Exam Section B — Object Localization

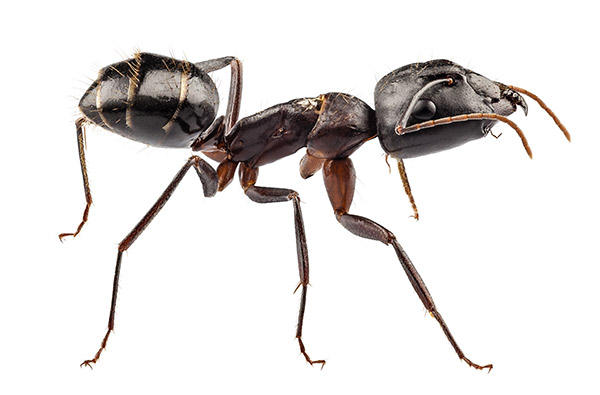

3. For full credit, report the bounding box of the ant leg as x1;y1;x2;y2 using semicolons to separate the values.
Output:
59;118;91;240
195;56;237;72
323;157;493;372
239;163;325;368
81;156;217;368
396;158;419;220
195;56;242;132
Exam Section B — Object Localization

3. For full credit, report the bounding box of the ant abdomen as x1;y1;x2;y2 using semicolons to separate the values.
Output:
79;52;219;148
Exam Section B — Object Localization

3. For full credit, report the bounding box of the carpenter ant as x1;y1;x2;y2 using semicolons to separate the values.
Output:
63;53;569;371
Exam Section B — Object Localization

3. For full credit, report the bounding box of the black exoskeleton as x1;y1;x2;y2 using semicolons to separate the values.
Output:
63;55;569;371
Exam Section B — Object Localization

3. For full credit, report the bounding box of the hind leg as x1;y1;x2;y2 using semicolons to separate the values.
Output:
59;118;91;240
81;156;218;367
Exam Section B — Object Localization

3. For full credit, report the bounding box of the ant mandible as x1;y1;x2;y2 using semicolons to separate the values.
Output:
62;52;569;371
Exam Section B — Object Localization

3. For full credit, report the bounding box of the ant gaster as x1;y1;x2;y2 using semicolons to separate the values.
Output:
63;53;569;371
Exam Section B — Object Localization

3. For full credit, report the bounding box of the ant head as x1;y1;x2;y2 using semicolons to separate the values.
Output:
375;59;529;159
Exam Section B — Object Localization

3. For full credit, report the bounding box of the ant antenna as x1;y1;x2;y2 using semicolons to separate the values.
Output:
397;77;454;130
397;113;533;159
507;85;571;142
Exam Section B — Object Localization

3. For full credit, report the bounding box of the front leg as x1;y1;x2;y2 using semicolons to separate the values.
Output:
322;157;492;372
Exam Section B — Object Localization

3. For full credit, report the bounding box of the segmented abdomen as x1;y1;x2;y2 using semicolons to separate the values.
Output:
79;52;219;148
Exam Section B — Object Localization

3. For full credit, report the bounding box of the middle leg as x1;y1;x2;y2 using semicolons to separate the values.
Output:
239;162;325;367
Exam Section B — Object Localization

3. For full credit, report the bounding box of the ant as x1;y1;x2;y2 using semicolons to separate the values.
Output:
62;52;569;371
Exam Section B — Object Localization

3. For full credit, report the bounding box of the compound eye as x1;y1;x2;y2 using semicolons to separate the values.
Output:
411;99;436;121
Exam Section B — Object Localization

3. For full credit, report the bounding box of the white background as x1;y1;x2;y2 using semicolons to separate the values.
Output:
1;1;598;394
